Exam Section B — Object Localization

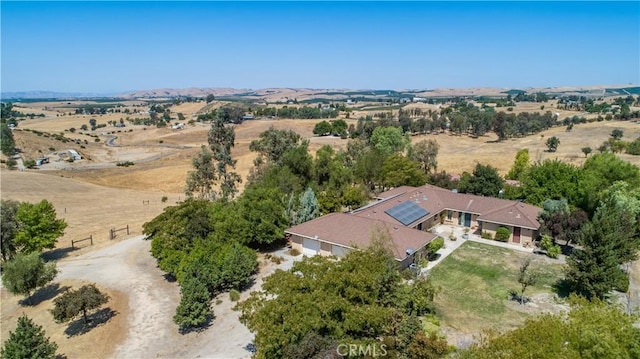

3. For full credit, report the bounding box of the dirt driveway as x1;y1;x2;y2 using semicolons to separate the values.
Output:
55;236;244;358
53;235;301;358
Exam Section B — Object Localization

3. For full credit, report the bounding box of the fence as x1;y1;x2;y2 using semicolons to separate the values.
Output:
71;235;93;249
109;225;130;240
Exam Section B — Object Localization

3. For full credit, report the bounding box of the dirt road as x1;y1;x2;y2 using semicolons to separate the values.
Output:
53;235;306;358
56;236;256;358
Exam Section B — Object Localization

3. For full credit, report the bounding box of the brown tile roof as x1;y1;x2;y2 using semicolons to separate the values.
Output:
361;184;541;229
285;213;437;261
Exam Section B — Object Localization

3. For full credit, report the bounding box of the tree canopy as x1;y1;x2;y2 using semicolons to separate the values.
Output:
13;200;67;254
1;315;58;359
1;252;57;302
459;297;640;358
237;239;443;359
51;284;109;324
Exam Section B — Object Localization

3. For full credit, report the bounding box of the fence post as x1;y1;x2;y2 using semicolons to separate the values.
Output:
71;240;75;250
90;234;93;246
127;224;130;235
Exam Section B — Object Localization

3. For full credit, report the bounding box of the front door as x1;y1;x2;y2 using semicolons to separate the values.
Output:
464;213;471;227
513;227;521;243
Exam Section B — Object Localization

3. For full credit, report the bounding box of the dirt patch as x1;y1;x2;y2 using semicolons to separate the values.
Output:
1;280;128;359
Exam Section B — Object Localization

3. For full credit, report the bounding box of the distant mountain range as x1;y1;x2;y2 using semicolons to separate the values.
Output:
2;85;638;101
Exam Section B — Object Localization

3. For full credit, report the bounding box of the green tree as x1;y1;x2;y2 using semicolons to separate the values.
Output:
381;154;427;189
238;184;287;245
459;163;505;197
1;252;57;303
517;258;539;304
250;127;302;165
410;139;439;174
287;187;319;225
545;136;560;152
208;118;241;200
610;128;624;140
50;284;108;324
459;297;640;358
370;126;409;156
626;137;640;155
330;119;348;136
1;200;20;263
581;146;592;157
1;122;15;156
519;159;585;206
566;205;639;299
312;120;332;136
506;148;530;180
51;284;109;324
1;315;58;359
237;242;441;359
281;141;313;184
185;146;217;200
13;200;67;254
173;278;213;332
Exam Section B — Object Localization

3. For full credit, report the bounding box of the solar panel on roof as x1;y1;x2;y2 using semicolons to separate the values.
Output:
385;201;430;226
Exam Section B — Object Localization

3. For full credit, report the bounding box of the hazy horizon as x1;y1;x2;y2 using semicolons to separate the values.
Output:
2;2;639;93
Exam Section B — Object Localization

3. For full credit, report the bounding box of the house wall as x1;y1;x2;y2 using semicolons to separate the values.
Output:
480;222;536;247
289;234;353;258
290;234;304;252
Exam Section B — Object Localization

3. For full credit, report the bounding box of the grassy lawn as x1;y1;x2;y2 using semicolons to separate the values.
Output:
428;241;565;334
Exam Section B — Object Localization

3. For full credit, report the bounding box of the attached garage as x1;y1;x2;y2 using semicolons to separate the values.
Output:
302;237;320;256
331;244;350;257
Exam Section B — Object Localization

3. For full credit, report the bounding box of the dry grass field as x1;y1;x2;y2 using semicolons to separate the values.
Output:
1;96;639;358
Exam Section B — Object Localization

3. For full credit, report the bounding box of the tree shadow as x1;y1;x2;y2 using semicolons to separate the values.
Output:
177;315;214;335
552;279;572;298
64;307;118;337
42;247;75;261
20;283;71;307
508;290;532;304
163;273;177;283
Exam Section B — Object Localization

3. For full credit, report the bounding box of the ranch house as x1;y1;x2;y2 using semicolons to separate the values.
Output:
286;184;542;268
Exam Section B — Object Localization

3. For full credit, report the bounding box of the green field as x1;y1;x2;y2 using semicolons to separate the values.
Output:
428;241;565;334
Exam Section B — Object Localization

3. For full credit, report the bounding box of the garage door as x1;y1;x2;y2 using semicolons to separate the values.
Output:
302;238;321;256
331;245;349;257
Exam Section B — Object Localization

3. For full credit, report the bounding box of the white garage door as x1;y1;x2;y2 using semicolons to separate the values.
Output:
302;238;321;256
331;245;349;257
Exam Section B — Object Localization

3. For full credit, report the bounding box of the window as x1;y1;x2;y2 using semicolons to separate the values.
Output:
447;210;452;220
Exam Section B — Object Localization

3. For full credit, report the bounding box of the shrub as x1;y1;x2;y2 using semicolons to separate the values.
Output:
48;147;55;151
116;161;134;167
229;289;240;302
427;237;445;256
494;227;510;242
94;138;100;142
6;159;17;169
547;245;561;259
481;231;492;240
540;235;553;251
288;248;301;256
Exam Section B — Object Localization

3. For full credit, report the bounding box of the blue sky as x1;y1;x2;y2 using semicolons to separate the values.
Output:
1;1;639;93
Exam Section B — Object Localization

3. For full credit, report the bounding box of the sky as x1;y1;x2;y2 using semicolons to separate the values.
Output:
1;1;639;93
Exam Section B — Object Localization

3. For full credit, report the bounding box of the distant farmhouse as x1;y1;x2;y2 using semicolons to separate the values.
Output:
286;185;541;268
